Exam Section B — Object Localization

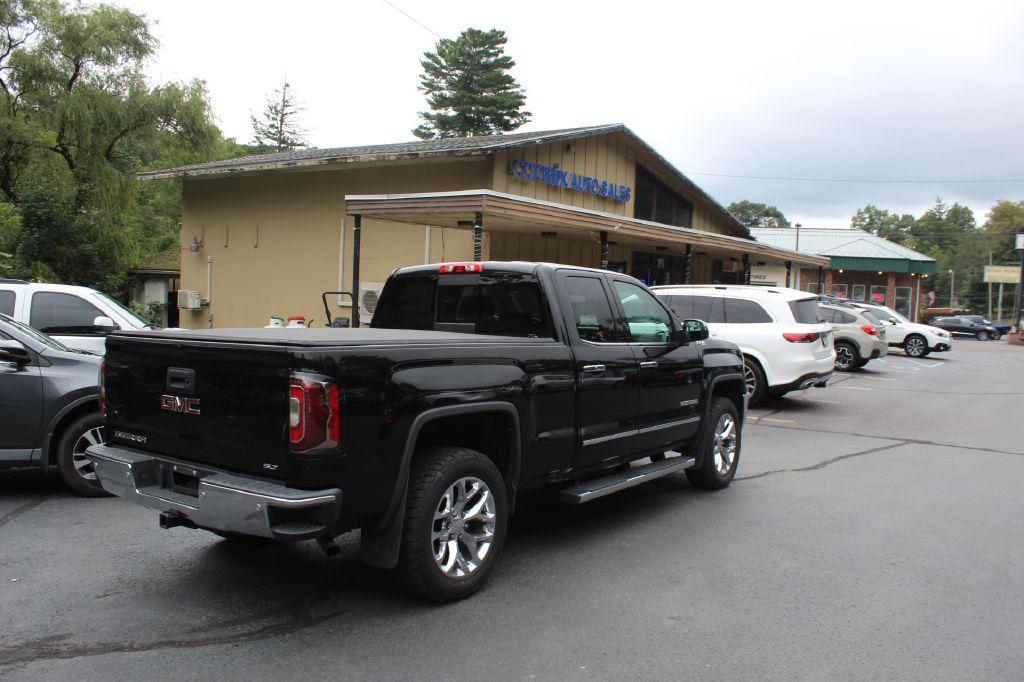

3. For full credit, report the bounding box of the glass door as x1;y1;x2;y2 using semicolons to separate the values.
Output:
895;287;912;317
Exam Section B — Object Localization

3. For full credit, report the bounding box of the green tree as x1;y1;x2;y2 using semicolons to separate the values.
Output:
727;200;791;229
251;79;306;151
850;204;915;244
413;28;530;139
981;200;1024;263
0;0;218;291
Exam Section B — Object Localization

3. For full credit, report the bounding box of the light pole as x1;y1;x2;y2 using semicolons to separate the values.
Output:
948;269;955;308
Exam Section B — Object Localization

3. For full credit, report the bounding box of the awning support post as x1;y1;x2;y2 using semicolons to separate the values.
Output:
473;212;483;262
785;261;792;288
683;244;692;284
743;254;751;285
351;213;361;328
817;266;823;295
599;231;609;269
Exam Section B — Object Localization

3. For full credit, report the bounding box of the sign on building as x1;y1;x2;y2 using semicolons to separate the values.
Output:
1017;233;1024;250
983;265;1021;284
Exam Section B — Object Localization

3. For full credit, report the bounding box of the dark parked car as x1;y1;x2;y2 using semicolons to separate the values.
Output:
88;262;747;601
929;315;1002;341
0;313;107;495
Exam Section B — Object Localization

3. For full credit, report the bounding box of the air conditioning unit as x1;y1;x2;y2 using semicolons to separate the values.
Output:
358;283;385;323
177;290;203;310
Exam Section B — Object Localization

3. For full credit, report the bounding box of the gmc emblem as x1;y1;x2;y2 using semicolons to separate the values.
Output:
161;394;201;415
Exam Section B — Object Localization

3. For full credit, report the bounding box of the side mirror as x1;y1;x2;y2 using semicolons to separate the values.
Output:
682;319;709;342
0;338;31;364
93;315;117;333
888;317;898;325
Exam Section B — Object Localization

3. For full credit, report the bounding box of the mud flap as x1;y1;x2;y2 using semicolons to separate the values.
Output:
359;479;407;569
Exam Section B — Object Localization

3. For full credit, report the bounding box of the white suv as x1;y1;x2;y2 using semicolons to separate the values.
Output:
0;279;151;354
844;301;952;358
653;285;835;406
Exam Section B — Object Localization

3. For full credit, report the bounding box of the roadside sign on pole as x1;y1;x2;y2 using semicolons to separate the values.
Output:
983;265;1021;284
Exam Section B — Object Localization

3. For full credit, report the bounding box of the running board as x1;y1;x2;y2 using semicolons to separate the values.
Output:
558;452;696;504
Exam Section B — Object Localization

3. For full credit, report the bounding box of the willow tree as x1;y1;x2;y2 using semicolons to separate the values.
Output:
0;0;217;290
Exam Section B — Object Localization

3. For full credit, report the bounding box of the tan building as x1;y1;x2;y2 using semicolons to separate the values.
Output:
144;124;827;329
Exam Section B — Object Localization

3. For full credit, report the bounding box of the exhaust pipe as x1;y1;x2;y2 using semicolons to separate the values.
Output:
159;511;196;530
316;535;341;556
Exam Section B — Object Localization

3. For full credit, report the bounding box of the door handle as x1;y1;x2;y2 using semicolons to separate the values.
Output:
582;364;606;373
639;360;658;369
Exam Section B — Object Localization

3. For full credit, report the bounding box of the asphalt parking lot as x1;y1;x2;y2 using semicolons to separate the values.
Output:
2;340;1022;680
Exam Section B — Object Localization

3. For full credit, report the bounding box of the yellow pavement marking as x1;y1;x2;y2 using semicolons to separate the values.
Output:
761;417;796;424
747;416;760;421
838;385;871;391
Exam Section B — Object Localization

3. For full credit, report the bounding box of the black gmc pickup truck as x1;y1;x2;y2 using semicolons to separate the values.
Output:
87;262;746;601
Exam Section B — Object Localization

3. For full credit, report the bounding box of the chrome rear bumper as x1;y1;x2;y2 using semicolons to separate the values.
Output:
85;444;341;540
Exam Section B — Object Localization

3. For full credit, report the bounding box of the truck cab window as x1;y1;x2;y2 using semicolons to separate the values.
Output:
0;290;14;316
29;292;109;335
612;281;672;342
564;276;619;343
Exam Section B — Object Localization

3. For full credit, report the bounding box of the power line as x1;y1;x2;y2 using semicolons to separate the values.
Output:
688;171;1024;184
380;0;441;38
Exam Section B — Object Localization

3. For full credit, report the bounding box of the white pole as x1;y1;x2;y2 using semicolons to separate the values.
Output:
336;217;348;307
997;282;1004;321
424;225;432;264
915;276;921;323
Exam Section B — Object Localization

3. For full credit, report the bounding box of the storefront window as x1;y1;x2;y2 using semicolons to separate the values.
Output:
894;286;912;318
633;167;693;228
852;284;866;301
870;285;888;304
631;251;687;286
831;283;848;299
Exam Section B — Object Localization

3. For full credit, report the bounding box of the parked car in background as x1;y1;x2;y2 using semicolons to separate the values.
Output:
654;285;834;406
0;279;152;354
0;313;107;496
819;303;887;371
846;301;952;358
928;315;1004;340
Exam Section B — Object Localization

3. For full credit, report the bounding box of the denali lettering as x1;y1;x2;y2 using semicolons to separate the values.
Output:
114;430;147;444
161;394;201;415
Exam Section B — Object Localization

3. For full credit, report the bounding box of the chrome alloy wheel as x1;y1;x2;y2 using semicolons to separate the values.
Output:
432;477;497;579
835;345;855;370
743;362;757;396
72;426;104;481
712;413;738;476
905;337;925;357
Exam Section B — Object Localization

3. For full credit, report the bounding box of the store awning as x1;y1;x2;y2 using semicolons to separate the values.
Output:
344;189;829;267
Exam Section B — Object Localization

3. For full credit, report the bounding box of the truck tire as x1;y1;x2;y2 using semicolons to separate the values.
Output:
55;412;109;497
975;330;989;341
685;397;741;490
834;341;860;371
397;446;508;602
903;334;929;358
742;356;766;407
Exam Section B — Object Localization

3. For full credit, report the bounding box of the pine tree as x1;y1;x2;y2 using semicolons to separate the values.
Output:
413;28;530;139
251;80;307;151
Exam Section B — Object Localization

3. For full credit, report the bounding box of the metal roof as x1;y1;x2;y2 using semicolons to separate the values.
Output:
139;123;751;238
750;227;935;274
140;124;626;179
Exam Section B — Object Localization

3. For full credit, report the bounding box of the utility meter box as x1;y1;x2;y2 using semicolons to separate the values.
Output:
177;290;203;310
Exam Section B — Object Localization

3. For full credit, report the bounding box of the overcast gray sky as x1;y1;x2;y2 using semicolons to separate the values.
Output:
121;0;1024;228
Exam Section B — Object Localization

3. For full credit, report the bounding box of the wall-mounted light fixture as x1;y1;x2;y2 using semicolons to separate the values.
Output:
838;269;844;274
656;246;669;252
189;235;203;252
878;270;883;275
541;231;558;239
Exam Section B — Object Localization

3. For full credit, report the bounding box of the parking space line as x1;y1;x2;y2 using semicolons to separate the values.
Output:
858;376;896;381
838;385;871;391
800;398;841;404
761;417;796;424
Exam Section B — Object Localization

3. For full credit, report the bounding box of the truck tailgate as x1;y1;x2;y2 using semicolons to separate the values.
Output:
104;336;292;480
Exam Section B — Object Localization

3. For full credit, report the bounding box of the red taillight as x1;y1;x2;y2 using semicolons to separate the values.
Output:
860;325;878;336
783;332;822;343
98;359;106;417
289;375;341;453
438;262;483;274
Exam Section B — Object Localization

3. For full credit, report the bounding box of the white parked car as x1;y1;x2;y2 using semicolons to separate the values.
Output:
844;301;952;358
0;279;152;354
653;285;835;406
